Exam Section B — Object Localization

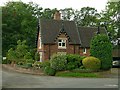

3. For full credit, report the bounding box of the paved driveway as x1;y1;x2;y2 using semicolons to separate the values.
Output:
2;67;118;88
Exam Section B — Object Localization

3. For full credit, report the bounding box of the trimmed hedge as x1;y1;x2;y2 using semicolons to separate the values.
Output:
90;34;112;70
82;56;101;70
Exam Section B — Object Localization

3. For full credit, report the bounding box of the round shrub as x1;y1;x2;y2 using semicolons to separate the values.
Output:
50;54;67;71
44;66;56;76
82;56;101;70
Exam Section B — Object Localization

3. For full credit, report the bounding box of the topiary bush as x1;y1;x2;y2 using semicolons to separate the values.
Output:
90;34;112;70
44;66;56;76
50;54;67;71
82;56;101;70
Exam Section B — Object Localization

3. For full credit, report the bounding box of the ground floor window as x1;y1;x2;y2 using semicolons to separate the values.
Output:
83;48;87;54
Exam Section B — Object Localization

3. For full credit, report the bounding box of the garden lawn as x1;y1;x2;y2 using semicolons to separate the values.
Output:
55;71;99;78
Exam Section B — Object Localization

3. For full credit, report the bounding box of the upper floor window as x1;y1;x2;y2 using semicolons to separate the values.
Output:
58;39;66;49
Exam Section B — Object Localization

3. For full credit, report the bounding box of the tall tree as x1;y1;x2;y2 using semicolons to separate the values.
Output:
2;1;41;56
73;7;100;27
60;8;74;20
100;1;120;47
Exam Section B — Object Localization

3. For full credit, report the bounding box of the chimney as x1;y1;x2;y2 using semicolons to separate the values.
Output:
54;11;61;20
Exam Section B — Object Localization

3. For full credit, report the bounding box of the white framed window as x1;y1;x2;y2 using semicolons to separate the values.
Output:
58;39;66;49
83;48;87;54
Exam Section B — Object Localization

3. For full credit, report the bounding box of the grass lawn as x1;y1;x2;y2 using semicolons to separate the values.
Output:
55;71;99;78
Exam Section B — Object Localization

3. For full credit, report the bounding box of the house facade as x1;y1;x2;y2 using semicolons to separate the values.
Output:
37;11;106;62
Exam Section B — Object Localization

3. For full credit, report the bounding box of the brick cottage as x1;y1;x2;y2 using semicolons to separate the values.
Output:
37;11;106;62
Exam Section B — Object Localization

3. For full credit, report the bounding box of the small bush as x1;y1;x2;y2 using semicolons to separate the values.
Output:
44;66;56;76
82;56;101;70
35;52;40;61
24;52;32;59
66;54;83;70
50;54;67;71
26;63;32;68
41;61;50;70
32;61;42;69
26;59;34;63
2;59;7;64
66;62;76;70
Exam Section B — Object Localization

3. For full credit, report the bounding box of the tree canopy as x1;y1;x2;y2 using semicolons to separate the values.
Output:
2;1;120;56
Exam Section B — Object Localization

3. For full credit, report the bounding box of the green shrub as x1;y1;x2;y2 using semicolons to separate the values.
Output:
32;61;42;68
82;56;101;70
50;54;67;71
26;63;32;67
41;61;50;70
66;54;83;70
6;48;17;63
44;66;56;76
2;59;11;64
35;52;40;61
24;52;32;59
66;62;75;70
26;59;34;64
90;34;112;70
79;65;85;69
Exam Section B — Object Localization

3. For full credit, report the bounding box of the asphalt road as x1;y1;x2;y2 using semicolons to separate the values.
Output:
2;67;119;88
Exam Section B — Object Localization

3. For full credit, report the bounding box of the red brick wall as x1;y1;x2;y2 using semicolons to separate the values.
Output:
43;44;80;61
38;33;90;61
80;47;90;56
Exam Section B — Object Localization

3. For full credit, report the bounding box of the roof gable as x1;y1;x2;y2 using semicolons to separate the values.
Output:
40;19;81;44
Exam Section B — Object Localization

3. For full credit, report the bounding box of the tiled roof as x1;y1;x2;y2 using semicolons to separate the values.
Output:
40;19;81;44
78;27;107;47
39;19;107;47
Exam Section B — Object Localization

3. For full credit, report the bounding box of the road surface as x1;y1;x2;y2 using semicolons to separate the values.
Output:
2;66;119;88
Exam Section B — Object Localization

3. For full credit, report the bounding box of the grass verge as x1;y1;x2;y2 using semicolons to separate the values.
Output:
55;71;99;78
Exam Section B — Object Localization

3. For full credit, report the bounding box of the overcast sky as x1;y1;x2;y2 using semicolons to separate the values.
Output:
0;0;108;12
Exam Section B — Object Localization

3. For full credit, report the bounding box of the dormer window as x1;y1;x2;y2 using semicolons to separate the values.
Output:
58;39;66;49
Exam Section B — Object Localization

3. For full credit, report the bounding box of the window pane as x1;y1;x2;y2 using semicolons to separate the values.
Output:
59;43;61;46
62;43;65;46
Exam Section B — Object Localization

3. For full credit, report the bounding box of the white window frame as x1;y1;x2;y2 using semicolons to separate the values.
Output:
39;52;42;62
39;34;42;49
83;48;87;54
58;38;66;49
